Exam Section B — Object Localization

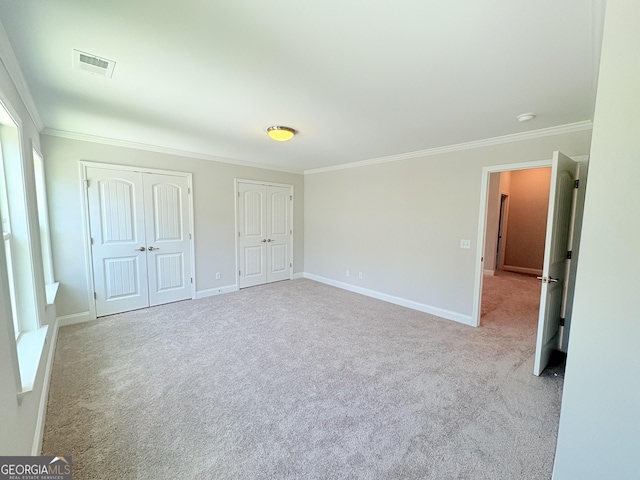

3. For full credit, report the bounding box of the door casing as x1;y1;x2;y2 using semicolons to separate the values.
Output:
80;161;196;320
234;179;294;289
472;155;589;354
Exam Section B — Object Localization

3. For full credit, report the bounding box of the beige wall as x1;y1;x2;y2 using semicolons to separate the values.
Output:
553;1;640;477
41;135;304;318
304;131;591;322
503;167;551;272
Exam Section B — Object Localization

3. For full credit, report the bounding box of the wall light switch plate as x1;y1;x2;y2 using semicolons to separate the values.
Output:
215;272;221;280
460;239;471;249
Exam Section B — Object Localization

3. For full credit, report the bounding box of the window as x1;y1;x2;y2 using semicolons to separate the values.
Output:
0;114;19;338
1;96;49;393
33;148;55;287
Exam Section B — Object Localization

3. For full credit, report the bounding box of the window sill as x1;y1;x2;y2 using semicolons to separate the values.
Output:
16;325;48;397
45;281;59;306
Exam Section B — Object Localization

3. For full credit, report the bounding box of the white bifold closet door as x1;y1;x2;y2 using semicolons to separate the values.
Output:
238;182;292;288
87;167;192;317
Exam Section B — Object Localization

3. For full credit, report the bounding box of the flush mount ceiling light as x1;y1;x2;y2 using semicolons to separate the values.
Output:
267;126;297;142
517;112;536;123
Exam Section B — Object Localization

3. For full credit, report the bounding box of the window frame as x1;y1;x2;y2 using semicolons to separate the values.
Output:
32;146;55;287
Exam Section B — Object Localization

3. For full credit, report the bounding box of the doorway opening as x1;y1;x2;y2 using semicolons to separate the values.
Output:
472;153;588;376
479;168;550;370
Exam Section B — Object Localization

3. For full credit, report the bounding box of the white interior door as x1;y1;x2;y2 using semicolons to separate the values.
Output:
266;185;292;283
238;183;267;288
87;167;193;317
87;168;149;317
534;152;576;376
237;181;292;288
144;173;192;306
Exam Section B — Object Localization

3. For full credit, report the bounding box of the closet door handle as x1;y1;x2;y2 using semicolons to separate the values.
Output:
262;239;267;243
148;246;159;251
136;247;146;252
267;239;272;242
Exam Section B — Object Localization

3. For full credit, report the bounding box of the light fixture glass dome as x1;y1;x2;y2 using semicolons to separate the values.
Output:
267;126;296;141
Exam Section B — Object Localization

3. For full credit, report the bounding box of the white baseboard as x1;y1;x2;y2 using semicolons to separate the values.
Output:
483;269;495;276
195;284;238;299
31;319;60;455
502;265;542;276
303;273;474;326
57;311;94;327
292;273;304;280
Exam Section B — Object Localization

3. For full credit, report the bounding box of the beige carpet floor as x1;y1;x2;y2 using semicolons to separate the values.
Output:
42;276;563;479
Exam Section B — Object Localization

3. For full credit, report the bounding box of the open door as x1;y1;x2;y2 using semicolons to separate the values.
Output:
533;151;576;376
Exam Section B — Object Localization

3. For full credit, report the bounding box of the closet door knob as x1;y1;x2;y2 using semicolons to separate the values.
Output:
148;246;159;251
136;247;146;252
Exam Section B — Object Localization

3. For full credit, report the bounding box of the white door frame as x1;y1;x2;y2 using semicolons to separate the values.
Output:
471;159;551;327
80;161;196;320
472;156;589;328
234;178;294;289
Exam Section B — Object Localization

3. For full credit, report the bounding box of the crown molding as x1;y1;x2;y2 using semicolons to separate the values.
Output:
41;128;304;175
0;20;45;132
304;121;593;175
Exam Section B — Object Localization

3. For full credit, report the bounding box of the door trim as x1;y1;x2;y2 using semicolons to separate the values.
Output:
471;159;551;327
80;161;195;319
471;156;589;328
234;179;294;289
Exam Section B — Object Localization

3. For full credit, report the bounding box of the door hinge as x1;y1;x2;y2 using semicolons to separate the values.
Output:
290;195;293;201
90;237;94;245
290;262;292;268
238;191;240;198
189;233;192;240
567;250;572;259
188;187;191;194
290;229;292;235
190;277;193;284
93;292;97;299
238;270;241;276
238;231;241;238
574;179;579;189
559;317;565;327
84;179;90;188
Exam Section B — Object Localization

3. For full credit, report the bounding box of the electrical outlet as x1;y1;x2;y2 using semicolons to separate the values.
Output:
460;239;471;249
359;272;363;279
215;272;221;280
346;270;350;277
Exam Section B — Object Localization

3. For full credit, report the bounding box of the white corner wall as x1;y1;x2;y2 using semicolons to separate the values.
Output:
41;135;304;318
304;131;592;323
553;1;640;478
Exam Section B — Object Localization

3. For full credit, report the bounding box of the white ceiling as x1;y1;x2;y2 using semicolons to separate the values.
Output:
0;1;604;173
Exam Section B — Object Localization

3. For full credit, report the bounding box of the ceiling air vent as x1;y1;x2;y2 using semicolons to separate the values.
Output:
73;49;116;78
